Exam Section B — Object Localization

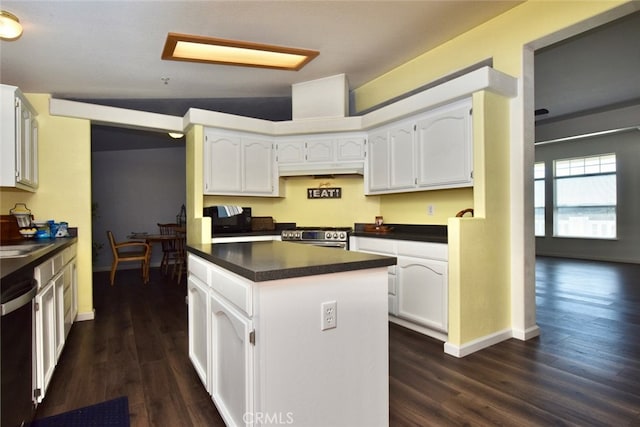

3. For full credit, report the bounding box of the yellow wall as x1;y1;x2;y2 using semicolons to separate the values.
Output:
351;0;631;348
203;175;381;228
353;1;630;112
202;170;471;227
448;91;512;344
0;94;93;316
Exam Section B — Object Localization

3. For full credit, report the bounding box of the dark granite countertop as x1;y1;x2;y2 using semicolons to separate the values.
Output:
351;223;448;243
187;240;396;282
1;237;78;280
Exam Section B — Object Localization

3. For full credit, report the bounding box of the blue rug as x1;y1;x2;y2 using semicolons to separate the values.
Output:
29;396;129;427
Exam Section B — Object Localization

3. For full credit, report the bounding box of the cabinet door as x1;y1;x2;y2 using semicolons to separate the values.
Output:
63;260;76;338
188;275;210;392
389;121;415;190
276;141;305;164
416;99;472;188
204;132;242;193
210;291;254;427
243;138;274;194
306;139;334;162
54;272;65;360
34;280;56;403
397;256;448;332
366;129;390;192
336;136;365;161
15;96;38;188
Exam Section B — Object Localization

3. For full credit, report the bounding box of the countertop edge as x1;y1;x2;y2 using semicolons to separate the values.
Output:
187;242;396;282
1;237;78;280
350;231;448;244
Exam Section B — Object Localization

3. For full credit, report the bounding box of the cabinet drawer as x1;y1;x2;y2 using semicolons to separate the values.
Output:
63;245;76;264
52;253;64;275
35;259;53;287
188;254;211;285
397;241;447;261
210;265;253;317
351;237;395;254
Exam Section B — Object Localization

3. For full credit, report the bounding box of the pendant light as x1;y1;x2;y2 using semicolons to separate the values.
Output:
0;10;23;41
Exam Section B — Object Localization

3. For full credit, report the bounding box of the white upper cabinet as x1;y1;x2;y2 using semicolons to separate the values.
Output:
275;140;306;164
306;138;334;162
276;133;366;176
336;136;365;160
366;120;415;192
243;137;276;194
365;97;473;195
204;128;282;197
366;129;390;191
415;98;472;189
389;120;415;190
204;132;242;193
1;84;39;191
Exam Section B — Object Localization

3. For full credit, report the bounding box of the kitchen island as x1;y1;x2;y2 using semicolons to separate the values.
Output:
187;241;396;427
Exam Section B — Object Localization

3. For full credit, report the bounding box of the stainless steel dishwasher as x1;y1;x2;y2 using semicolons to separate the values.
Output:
1;267;38;427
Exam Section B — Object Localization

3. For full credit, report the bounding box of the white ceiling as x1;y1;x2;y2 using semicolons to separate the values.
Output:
0;1;521;100
1;1;637;125
534;9;640;123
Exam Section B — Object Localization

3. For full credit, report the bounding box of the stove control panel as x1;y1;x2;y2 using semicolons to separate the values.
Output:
282;229;350;242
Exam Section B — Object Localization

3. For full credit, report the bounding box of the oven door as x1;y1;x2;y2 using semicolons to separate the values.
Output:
288;241;348;250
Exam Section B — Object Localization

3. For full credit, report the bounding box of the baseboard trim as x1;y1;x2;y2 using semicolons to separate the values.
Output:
388;316;448;342
76;309;95;322
444;328;512;358
512;324;541;340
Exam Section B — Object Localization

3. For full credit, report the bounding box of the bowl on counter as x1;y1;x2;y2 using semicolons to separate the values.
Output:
19;228;37;238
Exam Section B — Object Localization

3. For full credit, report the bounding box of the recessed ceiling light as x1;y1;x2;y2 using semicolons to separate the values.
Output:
161;32;319;71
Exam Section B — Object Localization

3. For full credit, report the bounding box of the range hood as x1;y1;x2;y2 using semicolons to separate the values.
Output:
278;161;364;177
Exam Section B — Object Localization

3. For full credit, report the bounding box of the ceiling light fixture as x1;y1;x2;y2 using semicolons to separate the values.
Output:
0;10;23;41
162;32;319;71
168;132;184;139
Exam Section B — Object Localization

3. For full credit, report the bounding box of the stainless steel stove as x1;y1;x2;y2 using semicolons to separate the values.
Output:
281;227;351;249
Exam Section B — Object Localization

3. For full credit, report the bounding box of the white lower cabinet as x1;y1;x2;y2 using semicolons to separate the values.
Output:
350;236;448;339
187;275;210;390
53;272;65;360
62;258;77;338
209;290;254;427
187;252;389;427
33;243;77;403
188;254;254;427
34;280;56;403
397;256;447;332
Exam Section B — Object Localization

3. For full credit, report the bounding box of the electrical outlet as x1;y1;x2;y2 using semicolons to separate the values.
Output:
427;204;435;216
321;300;337;330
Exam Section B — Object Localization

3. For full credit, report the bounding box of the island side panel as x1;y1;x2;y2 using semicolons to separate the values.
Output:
253;267;389;427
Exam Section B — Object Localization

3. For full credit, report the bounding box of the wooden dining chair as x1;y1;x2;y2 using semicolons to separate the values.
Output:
172;228;187;283
106;230;151;285
157;223;180;275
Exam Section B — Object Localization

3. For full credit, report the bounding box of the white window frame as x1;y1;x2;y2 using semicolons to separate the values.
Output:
553;153;617;239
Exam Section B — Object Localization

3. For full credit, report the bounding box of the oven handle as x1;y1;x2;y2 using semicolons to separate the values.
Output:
287;241;347;249
1;280;37;316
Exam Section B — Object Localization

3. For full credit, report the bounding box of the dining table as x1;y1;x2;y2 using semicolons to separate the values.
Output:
127;228;186;277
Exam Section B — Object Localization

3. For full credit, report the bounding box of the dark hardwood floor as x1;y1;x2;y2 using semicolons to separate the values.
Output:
35;257;640;426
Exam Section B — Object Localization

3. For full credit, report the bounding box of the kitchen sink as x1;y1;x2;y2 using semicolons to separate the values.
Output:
0;243;55;259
